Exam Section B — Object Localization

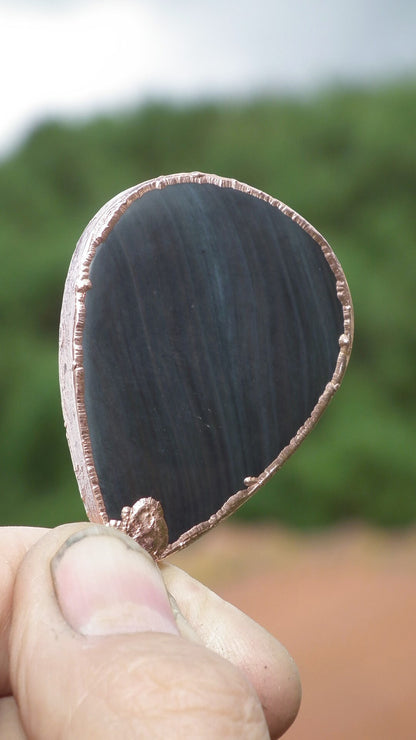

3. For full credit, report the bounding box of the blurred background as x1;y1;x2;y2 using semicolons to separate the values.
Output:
1;0;415;737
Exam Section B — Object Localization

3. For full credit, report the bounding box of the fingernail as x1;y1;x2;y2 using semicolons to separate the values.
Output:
51;526;179;637
167;592;202;644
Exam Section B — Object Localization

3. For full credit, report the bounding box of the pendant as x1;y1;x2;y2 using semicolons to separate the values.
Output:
59;172;353;559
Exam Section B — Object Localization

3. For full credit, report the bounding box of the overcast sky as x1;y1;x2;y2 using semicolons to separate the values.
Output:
1;0;415;158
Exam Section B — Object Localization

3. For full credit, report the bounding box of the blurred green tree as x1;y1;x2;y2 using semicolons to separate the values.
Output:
1;83;415;528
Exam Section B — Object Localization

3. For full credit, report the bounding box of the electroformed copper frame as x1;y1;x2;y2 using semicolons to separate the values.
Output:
59;171;354;559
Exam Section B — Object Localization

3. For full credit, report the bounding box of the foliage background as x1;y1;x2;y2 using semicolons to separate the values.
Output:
1;82;415;529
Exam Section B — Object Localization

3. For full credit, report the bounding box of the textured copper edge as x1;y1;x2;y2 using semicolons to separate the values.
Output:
59;171;354;559
108;497;169;560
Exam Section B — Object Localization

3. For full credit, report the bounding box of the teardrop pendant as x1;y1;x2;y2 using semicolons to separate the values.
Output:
59;172;353;559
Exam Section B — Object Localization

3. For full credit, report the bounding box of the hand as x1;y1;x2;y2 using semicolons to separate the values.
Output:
0;523;301;739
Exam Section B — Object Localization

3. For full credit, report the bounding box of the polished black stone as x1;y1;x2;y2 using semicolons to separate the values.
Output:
83;183;343;543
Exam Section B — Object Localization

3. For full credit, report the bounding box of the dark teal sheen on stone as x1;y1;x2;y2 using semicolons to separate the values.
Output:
83;183;343;543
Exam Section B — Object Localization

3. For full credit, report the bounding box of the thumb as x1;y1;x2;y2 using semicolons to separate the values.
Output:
9;524;269;740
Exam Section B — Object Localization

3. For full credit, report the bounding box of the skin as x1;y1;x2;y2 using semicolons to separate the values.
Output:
0;523;301;739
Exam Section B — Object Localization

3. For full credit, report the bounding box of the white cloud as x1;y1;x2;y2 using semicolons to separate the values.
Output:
1;0;416;158
2;1;178;155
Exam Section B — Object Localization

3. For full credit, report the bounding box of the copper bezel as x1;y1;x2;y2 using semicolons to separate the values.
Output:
59;172;354;558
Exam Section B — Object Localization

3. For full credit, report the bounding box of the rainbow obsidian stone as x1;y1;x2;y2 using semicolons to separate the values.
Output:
59;172;353;559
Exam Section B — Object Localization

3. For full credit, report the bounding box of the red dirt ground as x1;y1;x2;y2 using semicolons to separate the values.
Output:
170;523;416;739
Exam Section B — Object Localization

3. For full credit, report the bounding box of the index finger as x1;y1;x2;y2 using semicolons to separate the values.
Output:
161;563;301;739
